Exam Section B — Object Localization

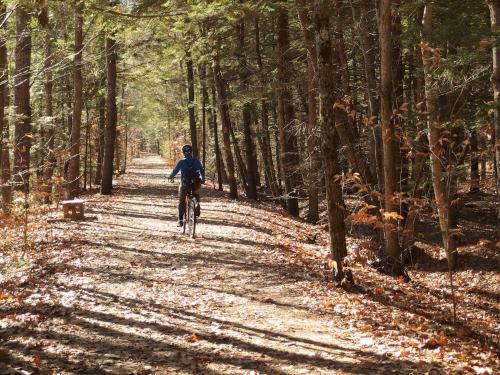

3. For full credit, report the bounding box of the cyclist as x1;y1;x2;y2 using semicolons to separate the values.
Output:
168;144;205;227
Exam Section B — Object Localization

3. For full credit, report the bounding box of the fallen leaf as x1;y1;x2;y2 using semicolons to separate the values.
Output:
184;334;198;343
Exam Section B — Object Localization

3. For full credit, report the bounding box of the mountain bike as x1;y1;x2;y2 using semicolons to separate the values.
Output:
169;177;201;239
183;184;198;239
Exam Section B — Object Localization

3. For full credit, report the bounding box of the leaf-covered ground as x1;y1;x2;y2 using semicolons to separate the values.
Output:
0;155;498;374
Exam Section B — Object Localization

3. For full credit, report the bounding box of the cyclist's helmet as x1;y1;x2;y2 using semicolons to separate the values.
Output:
182;144;192;155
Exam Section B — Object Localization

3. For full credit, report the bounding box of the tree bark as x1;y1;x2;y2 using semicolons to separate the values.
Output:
255;18;279;198
237;16;257;199
313;0;347;281
94;79;106;185
422;3;457;269
200;64;208;169
123;113;128;173
392;0;408;188
276;7;300;217
230;124;248;190
379;0;402;263
68;0;84;198
0;4;11;212
101;36;118;195
116;85;125;174
186;51;198;158
296;0;320;223
13;6;32;194
402;5;428;253
83;107;89;190
42;29;56;204
333;0;350;94
356;0;384;189
470;130;480;193
210;84;224;190
489;0;500;240
213;49;238;199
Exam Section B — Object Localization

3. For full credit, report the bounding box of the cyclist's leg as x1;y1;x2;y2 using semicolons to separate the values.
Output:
193;183;201;216
178;185;188;223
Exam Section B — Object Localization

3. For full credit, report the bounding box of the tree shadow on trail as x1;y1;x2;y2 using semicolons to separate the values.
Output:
91;205;177;222
0;157;448;374
114;185;172;199
3;295;422;375
199;217;274;236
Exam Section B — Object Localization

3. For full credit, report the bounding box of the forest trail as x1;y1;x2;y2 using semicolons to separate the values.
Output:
2;155;423;374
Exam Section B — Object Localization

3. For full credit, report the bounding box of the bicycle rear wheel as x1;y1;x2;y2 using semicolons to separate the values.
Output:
187;197;197;238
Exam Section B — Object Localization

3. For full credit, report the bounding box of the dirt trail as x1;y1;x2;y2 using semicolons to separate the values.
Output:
1;156;421;374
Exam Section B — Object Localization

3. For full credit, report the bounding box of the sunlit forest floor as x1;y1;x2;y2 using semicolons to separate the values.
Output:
0;155;498;374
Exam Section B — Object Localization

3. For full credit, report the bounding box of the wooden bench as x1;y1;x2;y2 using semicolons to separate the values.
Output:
62;199;85;220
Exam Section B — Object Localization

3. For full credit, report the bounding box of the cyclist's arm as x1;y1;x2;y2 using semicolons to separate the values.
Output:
169;160;182;179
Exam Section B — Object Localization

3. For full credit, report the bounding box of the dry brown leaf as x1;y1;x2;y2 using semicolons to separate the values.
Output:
184;334;199;343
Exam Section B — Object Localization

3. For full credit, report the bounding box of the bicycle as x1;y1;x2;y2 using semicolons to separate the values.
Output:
183;184;198;238
169;176;199;239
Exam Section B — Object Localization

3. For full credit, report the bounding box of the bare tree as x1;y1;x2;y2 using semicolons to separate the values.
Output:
68;0;84;198
488;0;500;240
13;6;32;194
101;36;118;195
379;0;402;271
313;0;347;281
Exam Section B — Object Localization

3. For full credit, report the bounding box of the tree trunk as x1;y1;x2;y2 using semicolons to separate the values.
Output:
0;4;11;212
89;108;93;190
13;6;32;194
186;52;198;158
470;130;480;193
313;0;347;281
333;0;350;94
276;7;300;217
335;108;377;186
118;85;126;174
296;0;320;223
212;49;238;199
251;123;260;187
200;64;208;169
101;36;118;195
210;84;224;191
274;125;283;194
237;16;257;199
379;0;402;265
68;0;84;198
94;80;106;185
422;3;457;269
489;0;500;240
83;107;89;190
230;124;248;190
123;115;128;174
402;5;428;253
356;0;384;189
63;73;72;181
43;29;56;204
392;0;408;189
255;18;279;198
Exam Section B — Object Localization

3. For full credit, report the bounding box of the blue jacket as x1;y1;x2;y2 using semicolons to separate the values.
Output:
169;155;205;186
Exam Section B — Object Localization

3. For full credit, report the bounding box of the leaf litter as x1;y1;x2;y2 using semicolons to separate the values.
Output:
0;155;498;374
